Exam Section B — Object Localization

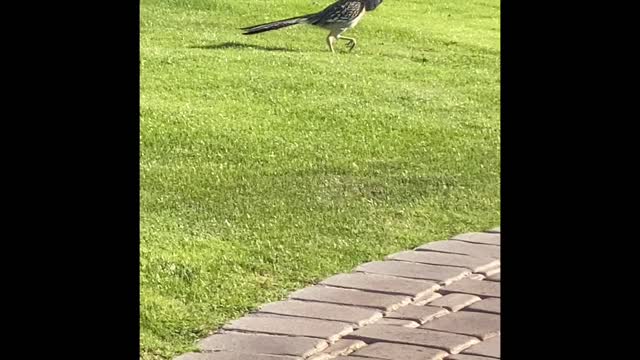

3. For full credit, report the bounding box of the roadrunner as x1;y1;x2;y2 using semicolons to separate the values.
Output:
241;0;384;53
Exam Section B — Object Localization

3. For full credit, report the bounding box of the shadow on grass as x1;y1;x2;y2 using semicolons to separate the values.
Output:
190;41;298;53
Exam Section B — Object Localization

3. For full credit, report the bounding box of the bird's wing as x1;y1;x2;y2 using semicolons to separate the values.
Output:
310;0;365;25
364;0;383;11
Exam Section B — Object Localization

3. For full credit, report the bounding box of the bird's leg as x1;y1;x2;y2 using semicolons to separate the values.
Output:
326;33;338;53
337;35;357;52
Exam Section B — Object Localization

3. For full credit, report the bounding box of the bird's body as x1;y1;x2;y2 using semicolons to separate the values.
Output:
241;0;384;53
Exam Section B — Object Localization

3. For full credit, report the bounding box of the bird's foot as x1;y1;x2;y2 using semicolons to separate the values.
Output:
346;40;357;52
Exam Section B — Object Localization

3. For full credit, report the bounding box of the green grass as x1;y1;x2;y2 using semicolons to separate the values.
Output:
140;0;500;359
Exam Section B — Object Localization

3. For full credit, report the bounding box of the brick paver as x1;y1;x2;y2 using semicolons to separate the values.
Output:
466;298;500;314
413;291;443;305
415;240;500;259
451;232;500;246
375;318;421;327
468;274;486;280
320;272;440;298
175;353;300;360
462;335;500;358
355;261;470;285
256;300;382;327
386;250;499;273
428;293;481;312
351;342;449;360
420;311;500;340
198;332;327;357
222;316;353;342
310;339;366;358
172;227;501;360
480;267;500;277
440;278;501;298
289;285;411;311
447;355;497;360
345;324;480;354
385;305;449;324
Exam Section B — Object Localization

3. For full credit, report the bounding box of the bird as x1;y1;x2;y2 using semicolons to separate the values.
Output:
240;0;384;53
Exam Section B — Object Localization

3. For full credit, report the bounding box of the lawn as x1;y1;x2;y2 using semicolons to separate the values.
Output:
140;0;500;359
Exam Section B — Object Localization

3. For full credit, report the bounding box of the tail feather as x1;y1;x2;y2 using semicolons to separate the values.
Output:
241;16;308;35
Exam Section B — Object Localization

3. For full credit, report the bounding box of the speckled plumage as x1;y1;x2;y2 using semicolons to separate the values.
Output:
241;0;384;53
309;0;365;26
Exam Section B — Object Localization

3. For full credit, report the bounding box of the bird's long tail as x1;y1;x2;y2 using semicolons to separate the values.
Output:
240;15;309;35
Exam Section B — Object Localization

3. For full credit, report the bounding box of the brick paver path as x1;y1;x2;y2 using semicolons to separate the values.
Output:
175;227;501;360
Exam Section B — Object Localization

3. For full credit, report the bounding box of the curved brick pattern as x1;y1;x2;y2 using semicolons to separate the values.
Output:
485;272;500;282
415;241;500;259
386;250;499;273
428;293;481;312
386;305;449;324
345;324;480;354
175;353;300;360
447;355;497;360
356;261;470;285
321;272;440;298
420;311;500;340
173;227;500;360
222;316;353;342
351;342;448;360
462;335;500;358
309;339;366;359
290;286;411;311
375;318;421;327
440;279;500;298
198;333;327;357
465;298;500;315
413;292;443;306
256;300;382;327
452;233;500;246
